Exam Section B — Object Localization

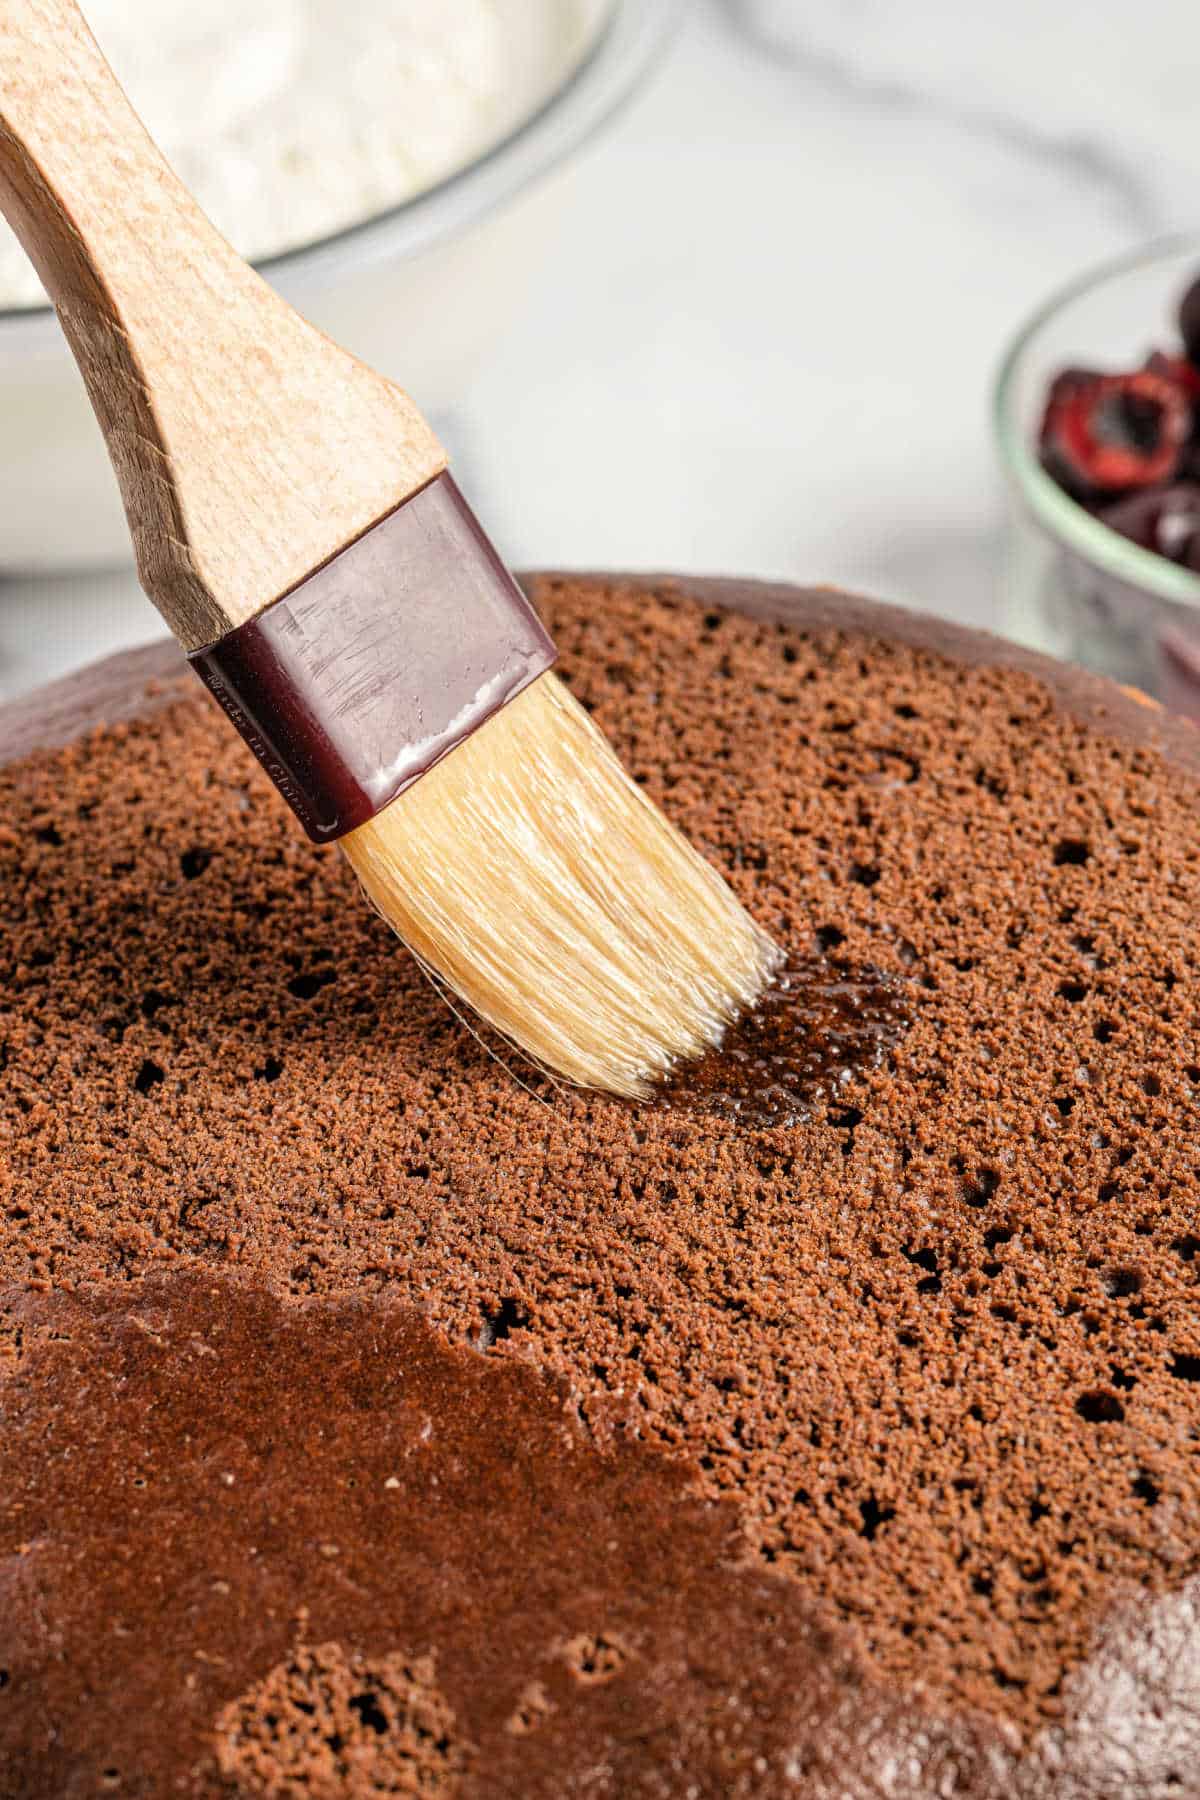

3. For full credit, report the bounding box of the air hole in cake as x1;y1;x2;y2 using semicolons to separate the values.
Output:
177;1193;216;1231
1053;839;1091;867
288;968;337;1001
1171;1234;1200;1262
1103;1266;1143;1298
140;990;173;1020
561;1632;629;1686
348;1691;389;1736
1110;1367;1137;1392
34;822;62;846
133;1059;164;1096
1057;980;1089;1005
477;1296;530;1351
850;862;881;888
1168;1354;1200;1382
857;1495;895;1541
976;767;1009;800
814;924;845;952
1074;1390;1125;1424
961;1167;1001;1210
179;846;212;879
506;1680;554;1737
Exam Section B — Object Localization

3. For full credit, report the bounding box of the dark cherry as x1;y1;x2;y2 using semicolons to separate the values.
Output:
1039;367;1105;418
1144;349;1200;406
1039;370;1191;501
1038;270;1200;579
1179;273;1200;368
1101;483;1200;572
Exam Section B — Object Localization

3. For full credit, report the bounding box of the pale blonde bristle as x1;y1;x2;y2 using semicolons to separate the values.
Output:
341;672;781;1097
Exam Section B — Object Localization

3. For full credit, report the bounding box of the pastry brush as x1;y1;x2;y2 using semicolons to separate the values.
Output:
0;0;780;1097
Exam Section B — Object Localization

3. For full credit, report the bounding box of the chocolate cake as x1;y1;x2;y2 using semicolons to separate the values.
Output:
2;574;1200;1798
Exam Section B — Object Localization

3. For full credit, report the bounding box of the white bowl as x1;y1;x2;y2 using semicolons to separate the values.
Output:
0;0;680;572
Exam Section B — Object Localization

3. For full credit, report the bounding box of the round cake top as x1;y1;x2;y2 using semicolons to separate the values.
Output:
2;574;1199;1797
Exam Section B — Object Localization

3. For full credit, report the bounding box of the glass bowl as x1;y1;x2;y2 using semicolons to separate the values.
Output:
0;0;681;572
994;235;1200;718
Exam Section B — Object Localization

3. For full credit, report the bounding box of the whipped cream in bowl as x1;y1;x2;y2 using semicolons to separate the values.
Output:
0;0;679;568
0;0;607;310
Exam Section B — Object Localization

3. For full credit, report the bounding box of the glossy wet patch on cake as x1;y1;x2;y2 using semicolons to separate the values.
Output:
654;954;910;1129
0;1270;990;1796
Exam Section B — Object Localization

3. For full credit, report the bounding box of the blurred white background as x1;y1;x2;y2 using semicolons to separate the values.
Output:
1;0;1192;699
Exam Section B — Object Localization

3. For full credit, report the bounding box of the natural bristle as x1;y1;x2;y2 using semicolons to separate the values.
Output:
341;672;780;1097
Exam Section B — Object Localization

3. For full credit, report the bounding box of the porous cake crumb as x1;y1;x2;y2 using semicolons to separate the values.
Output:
2;576;1199;1795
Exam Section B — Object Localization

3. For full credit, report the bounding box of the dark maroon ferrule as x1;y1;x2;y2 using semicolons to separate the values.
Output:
189;473;557;843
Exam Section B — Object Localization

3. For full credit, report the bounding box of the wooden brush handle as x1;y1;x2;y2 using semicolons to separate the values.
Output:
0;0;446;651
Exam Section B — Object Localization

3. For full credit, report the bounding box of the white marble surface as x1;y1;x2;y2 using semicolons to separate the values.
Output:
1;0;1193;700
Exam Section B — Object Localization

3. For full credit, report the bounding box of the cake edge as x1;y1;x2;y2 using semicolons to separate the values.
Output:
3;574;1196;780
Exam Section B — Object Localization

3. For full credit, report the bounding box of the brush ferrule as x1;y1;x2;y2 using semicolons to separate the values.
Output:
189;474;557;843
